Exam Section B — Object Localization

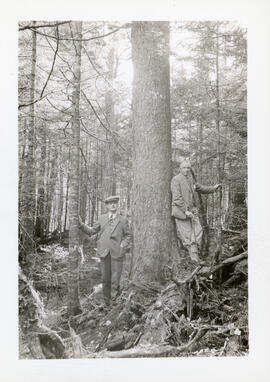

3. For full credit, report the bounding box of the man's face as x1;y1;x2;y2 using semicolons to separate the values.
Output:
180;164;190;176
106;201;118;213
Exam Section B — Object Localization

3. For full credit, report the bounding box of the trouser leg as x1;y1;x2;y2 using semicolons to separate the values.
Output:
175;217;203;262
193;216;203;247
188;217;202;262
188;243;200;262
111;257;124;300
100;254;111;304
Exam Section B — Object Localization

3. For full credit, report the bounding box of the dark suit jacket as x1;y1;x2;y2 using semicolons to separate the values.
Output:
171;173;216;220
79;213;131;259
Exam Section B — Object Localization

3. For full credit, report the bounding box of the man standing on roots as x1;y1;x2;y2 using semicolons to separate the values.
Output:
171;158;221;265
78;196;131;307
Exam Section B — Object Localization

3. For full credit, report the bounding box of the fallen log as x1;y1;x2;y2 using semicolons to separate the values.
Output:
163;252;246;293
90;328;207;358
199;252;247;277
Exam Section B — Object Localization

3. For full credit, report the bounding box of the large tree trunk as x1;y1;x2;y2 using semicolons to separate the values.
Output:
131;21;172;284
68;21;83;317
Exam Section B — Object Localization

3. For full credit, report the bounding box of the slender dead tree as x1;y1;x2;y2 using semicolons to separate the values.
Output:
103;47;117;202
68;21;83;317
19;24;37;266
215;28;224;281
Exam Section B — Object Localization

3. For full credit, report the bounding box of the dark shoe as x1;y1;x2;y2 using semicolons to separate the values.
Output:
111;296;117;304
104;298;111;306
99;299;110;309
111;287;121;302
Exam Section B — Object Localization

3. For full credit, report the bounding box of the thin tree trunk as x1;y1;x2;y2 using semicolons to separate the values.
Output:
18;120;26;228
215;32;223;279
97;140;101;218
35;129;47;239
44;137;51;237
131;21;172;284
47;148;58;234
68;21;83;317
196;119;210;256
103;47;116;203
64;148;70;232
58;144;64;239
20;24;37;265
79;138;88;223
197;120;203;182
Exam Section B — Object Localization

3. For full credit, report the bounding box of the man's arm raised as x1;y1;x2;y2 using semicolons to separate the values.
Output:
78;216;101;236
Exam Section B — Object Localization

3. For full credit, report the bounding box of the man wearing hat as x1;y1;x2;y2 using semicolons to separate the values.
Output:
78;195;131;306
171;158;221;264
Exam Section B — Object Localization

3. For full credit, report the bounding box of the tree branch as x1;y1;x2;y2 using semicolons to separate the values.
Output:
18;93;49;109
19;21;71;31
199;251;247;277
28;24;127;42
81;90;128;154
82;45;131;108
40;26;59;98
80;118;112;143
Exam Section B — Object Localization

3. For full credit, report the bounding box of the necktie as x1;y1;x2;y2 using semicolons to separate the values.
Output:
109;214;114;224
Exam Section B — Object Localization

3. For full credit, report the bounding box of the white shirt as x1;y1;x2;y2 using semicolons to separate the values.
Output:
109;212;116;221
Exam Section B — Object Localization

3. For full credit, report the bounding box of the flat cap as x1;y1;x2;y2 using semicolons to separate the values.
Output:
104;195;120;204
179;157;191;167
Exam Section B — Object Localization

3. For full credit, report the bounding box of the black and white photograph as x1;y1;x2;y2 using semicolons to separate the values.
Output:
18;19;248;359
1;0;270;381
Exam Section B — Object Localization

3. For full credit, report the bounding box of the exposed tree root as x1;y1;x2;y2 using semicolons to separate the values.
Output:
19;267;66;359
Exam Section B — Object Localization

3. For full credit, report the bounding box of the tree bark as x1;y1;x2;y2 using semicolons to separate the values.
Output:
68;21;83;317
103;47;117;204
64;148;70;232
215;30;223;280
19;24;37;265
79;138;88;223
57;144;64;239
35;128;47;239
46;147;58;234
131;22;172;284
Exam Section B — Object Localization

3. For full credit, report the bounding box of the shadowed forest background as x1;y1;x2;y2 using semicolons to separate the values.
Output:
18;21;247;358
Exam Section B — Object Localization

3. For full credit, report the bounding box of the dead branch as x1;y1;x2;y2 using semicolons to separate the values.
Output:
18;93;50;109
40;26;59;98
27;24;127;42
81;90;128;154
199;251;247;277
91;328;208;358
19;21;71;31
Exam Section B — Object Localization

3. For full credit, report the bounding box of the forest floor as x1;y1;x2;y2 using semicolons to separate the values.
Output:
19;228;248;359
